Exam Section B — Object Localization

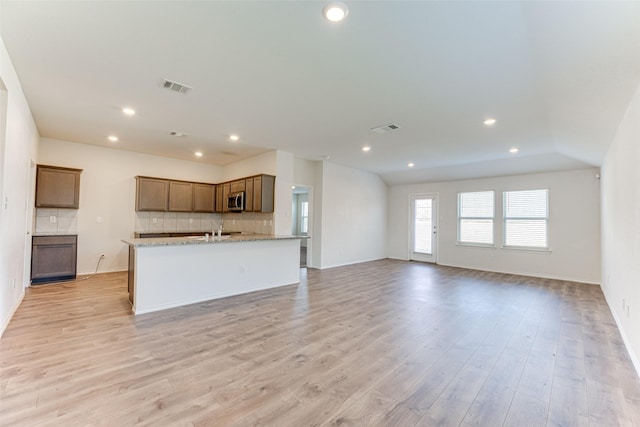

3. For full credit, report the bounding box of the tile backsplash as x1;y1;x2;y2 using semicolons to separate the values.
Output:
35;208;78;234
134;211;275;235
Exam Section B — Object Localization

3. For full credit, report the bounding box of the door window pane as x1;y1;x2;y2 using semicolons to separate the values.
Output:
414;199;432;254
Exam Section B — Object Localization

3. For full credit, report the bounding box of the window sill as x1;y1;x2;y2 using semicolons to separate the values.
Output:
501;246;552;254
456;242;496;249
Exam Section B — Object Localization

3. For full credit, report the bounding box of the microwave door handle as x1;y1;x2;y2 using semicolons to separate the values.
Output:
235;194;240;207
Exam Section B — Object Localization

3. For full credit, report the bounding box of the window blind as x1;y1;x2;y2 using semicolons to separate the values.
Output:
504;189;548;248
458;191;494;245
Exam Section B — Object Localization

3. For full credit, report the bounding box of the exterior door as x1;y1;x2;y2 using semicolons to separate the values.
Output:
410;194;438;263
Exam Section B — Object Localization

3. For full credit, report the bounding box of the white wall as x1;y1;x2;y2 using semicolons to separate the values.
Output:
0;36;40;335
38;138;222;274
388;168;601;284
601;81;640;374
318;161;388;269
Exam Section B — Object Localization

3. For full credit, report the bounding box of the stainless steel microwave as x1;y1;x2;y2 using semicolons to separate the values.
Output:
228;191;245;212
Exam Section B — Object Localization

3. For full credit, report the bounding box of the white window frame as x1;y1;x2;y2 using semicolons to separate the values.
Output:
503;188;549;251
457;191;495;247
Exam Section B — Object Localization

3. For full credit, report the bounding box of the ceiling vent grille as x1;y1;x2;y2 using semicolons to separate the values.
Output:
371;123;400;134
161;79;192;94
169;130;188;137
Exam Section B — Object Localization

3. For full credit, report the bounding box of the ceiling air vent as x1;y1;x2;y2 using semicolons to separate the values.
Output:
169;130;189;137
371;123;400;134
161;79;192;95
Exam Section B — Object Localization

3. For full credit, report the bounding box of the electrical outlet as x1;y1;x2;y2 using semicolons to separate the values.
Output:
152;217;157;224
96;216;102;223
189;218;193;224
49;216;57;223
263;220;267;226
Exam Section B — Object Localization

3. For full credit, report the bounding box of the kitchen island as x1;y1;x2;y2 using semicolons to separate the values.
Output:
122;234;303;315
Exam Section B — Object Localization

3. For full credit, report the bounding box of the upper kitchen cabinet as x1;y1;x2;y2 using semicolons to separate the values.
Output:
222;183;230;213
193;183;215;213
168;181;193;212
252;175;275;213
35;165;82;209
215;185;224;213
230;180;246;193
244;178;254;212
136;177;169;211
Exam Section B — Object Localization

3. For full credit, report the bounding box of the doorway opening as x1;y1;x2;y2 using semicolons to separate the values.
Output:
410;194;438;263
292;185;311;268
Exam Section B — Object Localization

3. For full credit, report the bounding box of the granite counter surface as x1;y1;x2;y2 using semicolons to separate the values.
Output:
122;233;304;248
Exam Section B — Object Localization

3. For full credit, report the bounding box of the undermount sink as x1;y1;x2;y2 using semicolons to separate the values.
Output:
186;235;230;241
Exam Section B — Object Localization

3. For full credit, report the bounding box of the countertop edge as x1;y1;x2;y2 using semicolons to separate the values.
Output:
122;234;306;247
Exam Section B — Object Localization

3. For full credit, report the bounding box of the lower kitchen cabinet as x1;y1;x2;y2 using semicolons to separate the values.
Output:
31;235;77;284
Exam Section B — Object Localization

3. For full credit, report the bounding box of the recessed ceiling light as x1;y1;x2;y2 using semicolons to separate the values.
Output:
122;107;136;116
194;151;203;157
323;2;349;22
509;147;519;153
292;186;296;190
229;134;240;142
362;145;371;152
483;118;496;126
108;135;118;142
408;162;415;168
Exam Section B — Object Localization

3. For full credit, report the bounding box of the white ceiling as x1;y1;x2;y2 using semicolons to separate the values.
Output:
2;1;639;184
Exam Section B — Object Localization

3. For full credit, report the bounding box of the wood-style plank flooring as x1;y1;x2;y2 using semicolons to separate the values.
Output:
1;259;639;426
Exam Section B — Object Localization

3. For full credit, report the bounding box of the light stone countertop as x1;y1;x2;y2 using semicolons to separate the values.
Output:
122;233;305;248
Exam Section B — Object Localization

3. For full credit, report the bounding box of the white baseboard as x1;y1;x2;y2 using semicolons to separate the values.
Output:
0;290;24;338
603;291;640;379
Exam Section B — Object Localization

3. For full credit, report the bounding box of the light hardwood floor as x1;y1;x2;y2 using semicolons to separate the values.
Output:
1;260;639;426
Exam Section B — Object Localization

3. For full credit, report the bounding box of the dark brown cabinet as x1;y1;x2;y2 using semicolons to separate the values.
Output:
222;183;230;213
193;183;215;213
230;180;246;193
215;185;224;213
35;165;82;209
31;235;77;284
244;178;254;212
251;175;275;213
136;177;169;211
168;181;193;212
135;174;274;213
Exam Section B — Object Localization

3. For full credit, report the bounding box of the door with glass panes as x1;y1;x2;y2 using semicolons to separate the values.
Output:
410;194;438;263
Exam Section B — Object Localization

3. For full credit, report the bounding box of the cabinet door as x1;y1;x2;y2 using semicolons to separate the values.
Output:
245;178;254;212
222;183;230;213
136;177;169;211
193;183;215;213
260;175;275;213
168;181;194;212
230;180;246;193
215;185;224;213
31;235;77;283
253;175;275;213
253;176;262;212
35;165;81;208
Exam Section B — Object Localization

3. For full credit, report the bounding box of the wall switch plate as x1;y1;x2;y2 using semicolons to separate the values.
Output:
49;216;57;223
96;216;102;223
